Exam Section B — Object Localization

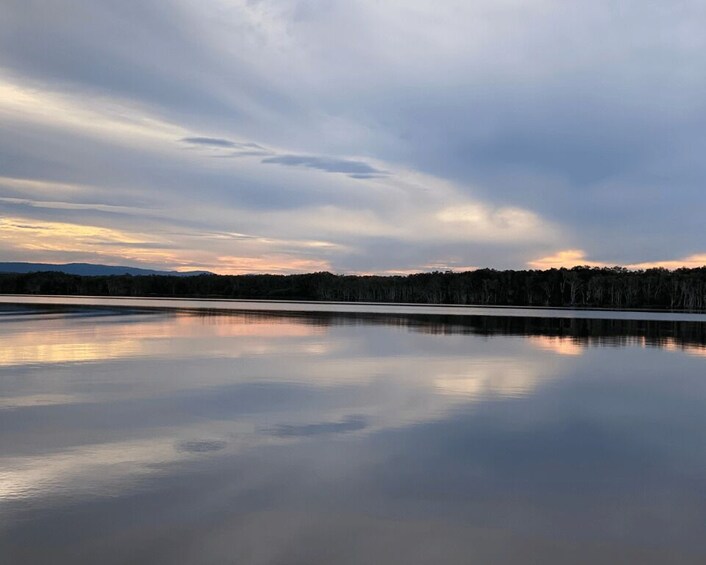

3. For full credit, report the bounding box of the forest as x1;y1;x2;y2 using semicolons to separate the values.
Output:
3;266;706;311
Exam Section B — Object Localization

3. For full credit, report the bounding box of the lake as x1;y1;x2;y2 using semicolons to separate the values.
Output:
2;298;706;564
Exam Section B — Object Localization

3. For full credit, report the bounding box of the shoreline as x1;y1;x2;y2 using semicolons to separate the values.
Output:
3;294;706;322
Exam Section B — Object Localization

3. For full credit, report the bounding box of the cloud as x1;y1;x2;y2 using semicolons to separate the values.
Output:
211;255;332;275
261;154;387;179
180;136;272;158
627;255;706;270
1;1;705;272
181;137;237;148
180;137;266;151
0;216;154;248
529;249;706;270
528;250;607;269
436;204;552;243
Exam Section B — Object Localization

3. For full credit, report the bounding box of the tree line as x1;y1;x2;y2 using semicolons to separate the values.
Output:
2;266;706;310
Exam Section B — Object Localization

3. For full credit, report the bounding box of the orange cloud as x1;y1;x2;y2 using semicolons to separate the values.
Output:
528;249;607;269
529;249;706;270
0;216;149;246
626;255;706;270
203;255;331;275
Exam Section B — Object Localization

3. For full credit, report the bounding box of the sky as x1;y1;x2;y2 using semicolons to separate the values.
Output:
1;0;705;274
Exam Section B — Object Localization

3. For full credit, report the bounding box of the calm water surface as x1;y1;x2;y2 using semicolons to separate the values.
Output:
2;301;706;563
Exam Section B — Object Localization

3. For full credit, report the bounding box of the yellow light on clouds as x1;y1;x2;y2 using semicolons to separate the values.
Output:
528;249;607;269
529;249;706;270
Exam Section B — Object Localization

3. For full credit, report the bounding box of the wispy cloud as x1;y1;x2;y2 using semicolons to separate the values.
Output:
262;154;387;179
181;137;238;148
180;137;266;151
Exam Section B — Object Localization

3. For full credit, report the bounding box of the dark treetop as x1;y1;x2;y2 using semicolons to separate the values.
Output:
2;266;706;311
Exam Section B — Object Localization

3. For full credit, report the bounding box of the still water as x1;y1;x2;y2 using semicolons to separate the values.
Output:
2;301;706;563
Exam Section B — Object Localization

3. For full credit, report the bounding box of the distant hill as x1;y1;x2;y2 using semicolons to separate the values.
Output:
0;262;212;277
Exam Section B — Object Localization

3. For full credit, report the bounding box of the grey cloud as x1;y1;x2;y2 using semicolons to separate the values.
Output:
214;150;272;158
0;121;369;214
0;1;300;140
181;137;237;148
180;137;267;151
262;155;387;179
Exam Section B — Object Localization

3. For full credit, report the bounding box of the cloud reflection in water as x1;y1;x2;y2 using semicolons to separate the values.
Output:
2;305;706;563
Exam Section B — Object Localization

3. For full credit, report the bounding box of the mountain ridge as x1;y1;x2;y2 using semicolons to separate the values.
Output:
0;262;212;277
